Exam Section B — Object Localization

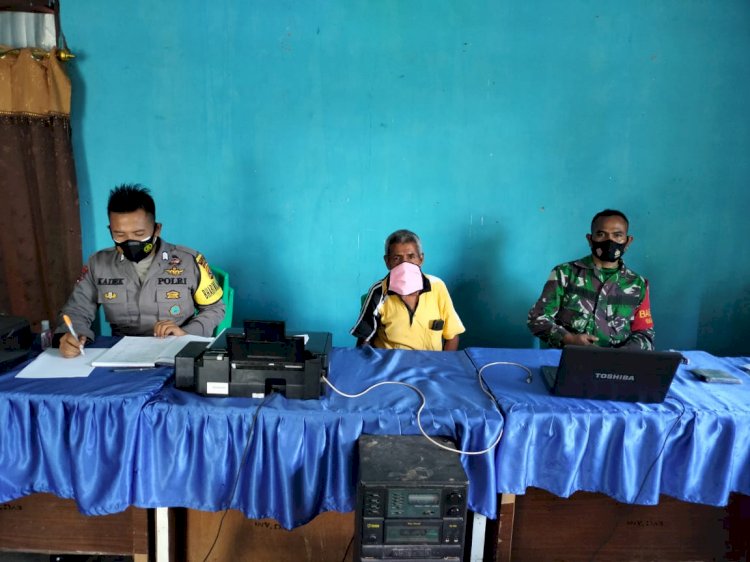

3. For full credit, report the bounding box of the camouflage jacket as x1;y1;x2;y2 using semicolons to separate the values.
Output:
527;255;654;350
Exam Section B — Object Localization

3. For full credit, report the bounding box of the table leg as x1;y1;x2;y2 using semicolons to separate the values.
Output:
155;507;173;562
470;512;487;562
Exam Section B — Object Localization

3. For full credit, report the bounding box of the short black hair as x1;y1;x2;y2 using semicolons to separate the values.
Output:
591;209;629;232
107;184;156;219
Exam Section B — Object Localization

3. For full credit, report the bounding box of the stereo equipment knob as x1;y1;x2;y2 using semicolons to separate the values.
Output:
447;491;463;504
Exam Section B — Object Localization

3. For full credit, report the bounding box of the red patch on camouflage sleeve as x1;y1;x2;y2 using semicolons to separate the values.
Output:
631;284;654;331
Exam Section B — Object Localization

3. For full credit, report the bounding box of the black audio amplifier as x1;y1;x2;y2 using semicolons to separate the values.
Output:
355;434;469;562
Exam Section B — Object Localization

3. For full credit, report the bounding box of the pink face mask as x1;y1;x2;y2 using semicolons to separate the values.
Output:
388;262;424;296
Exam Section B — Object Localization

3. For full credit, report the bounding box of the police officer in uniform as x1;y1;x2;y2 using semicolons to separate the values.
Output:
56;184;225;358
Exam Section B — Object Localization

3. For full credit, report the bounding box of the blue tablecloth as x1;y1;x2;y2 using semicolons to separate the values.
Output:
133;346;502;528
0;344;502;527
0;339;173;514
465;348;750;506
3;343;747;528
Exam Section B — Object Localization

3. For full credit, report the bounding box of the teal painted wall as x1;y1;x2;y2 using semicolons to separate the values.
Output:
63;1;750;354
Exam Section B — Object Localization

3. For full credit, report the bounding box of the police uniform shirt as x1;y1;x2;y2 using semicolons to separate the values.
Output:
56;239;225;340
133;250;155;282
351;274;465;351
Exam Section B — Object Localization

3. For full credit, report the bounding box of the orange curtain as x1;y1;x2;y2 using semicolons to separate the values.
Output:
0;47;81;330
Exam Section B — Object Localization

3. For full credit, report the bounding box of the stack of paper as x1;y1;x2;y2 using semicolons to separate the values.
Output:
91;335;214;368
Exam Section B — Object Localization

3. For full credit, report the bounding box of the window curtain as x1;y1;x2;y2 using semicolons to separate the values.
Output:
0;46;81;330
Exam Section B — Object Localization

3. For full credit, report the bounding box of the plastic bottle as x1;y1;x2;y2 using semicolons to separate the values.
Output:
40;319;53;350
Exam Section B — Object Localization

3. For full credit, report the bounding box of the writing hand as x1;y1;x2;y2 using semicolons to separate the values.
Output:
60;332;87;358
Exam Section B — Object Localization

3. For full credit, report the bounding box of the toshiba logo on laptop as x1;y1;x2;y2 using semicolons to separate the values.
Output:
594;372;635;382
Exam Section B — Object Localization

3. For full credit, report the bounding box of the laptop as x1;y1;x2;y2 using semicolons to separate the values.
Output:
541;345;683;403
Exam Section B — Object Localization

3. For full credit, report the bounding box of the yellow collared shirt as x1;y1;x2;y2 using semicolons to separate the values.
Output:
351;274;465;351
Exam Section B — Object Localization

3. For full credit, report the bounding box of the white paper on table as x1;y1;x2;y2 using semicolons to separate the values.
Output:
15;348;109;379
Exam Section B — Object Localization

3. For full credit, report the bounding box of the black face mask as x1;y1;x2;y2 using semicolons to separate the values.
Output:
114;232;156;263
591;239;627;263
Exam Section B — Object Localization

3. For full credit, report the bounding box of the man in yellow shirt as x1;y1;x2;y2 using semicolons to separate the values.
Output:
350;229;465;351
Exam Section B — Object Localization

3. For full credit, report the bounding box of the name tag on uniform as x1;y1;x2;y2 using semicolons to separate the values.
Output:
97;278;124;286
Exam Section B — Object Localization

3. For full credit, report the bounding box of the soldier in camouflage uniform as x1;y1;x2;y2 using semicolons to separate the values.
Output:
527;209;654;350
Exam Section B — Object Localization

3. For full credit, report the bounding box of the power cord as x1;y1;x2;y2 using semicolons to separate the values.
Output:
473;360;534;423
321;369;505;455
340;534;354;562
631;396;686;503
201;394;273;562
588;395;687;561
476;360;533;390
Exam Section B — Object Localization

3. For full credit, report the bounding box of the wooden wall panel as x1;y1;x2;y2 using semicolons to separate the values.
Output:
508;489;744;562
0;494;148;558
181;509;355;562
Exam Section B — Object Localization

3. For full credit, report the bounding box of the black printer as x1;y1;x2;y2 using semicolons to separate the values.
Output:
175;320;331;399
0;314;33;372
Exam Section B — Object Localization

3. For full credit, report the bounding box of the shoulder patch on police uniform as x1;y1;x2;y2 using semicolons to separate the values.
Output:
76;265;89;284
194;254;223;305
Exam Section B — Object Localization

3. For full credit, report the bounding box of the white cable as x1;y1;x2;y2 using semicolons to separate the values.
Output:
321;375;503;456
476;361;534;392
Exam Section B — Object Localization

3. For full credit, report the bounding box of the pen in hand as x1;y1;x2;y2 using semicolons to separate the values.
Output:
62;314;85;356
